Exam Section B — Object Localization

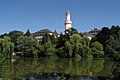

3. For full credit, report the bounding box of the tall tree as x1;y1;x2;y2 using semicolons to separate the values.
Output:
95;27;111;48
65;34;82;57
24;29;31;37
8;30;23;52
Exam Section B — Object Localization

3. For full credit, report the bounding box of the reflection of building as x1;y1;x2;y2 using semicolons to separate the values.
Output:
64;11;72;30
31;29;59;40
82;28;101;40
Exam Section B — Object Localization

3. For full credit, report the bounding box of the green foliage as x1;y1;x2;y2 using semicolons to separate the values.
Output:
107;27;120;60
44;41;56;56
105;36;119;55
24;29;30;37
69;34;82;44
0;38;14;59
16;36;56;57
16;36;40;57
81;45;93;58
95;27;111;48
111;25;120;37
56;30;101;58
0;27;106;59
65;34;82;57
65;41;73;57
56;33;65;48
81;36;90;46
65;28;79;36
111;62;120;80
92;25;120;60
56;28;79;48
56;47;67;58
8;30;24;52
74;54;81;60
64;34;93;58
74;43;82;55
91;41;103;51
0;54;4;62
3;36;11;42
113;53;120;61
91;41;104;58
8;30;23;44
41;32;51;44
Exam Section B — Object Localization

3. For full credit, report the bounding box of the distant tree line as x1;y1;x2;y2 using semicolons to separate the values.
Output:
0;26;120;61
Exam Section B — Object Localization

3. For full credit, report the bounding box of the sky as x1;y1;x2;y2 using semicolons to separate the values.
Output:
0;0;120;34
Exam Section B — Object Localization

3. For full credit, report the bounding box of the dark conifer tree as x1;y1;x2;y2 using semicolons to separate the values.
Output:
24;29;31;37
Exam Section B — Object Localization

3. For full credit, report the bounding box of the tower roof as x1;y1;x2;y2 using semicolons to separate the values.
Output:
66;11;70;16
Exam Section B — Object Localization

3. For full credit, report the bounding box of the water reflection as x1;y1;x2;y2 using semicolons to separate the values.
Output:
0;58;117;80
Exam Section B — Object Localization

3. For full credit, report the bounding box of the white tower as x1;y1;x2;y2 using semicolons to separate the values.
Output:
64;11;72;30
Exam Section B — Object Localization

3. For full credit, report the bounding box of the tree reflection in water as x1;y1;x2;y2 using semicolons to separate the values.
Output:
0;58;118;80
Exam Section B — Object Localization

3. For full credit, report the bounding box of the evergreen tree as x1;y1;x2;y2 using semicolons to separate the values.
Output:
24;29;31;37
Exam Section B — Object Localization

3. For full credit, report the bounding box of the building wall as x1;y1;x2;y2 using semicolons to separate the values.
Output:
65;24;72;30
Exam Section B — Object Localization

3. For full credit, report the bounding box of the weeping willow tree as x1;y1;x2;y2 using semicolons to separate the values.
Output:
0;38;14;60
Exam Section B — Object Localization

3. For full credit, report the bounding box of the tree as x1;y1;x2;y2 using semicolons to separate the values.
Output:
56;33;65;48
8;30;23;44
0;38;14;59
81;45;92;58
96;27;111;49
65;34;82;57
56;28;79;49
74;43;82;56
16;36;41;57
91;41;104;58
105;36;119;55
56;47;67;58
104;26;120;60
24;29;30;37
3;36;11;42
8;30;24;52
65;41;73;57
69;34;82;44
65;28;78;36
92;25;120;59
111;25;120;37
81;37;90;46
44;41;56;56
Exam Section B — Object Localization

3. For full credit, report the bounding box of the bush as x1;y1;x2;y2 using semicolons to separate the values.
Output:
113;53;120;61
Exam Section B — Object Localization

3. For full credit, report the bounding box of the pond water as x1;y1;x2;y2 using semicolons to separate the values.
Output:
0;58;118;80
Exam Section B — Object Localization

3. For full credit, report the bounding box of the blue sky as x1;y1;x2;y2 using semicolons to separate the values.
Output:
0;0;120;34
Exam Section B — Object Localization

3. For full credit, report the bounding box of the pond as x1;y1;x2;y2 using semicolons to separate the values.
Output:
0;58;119;80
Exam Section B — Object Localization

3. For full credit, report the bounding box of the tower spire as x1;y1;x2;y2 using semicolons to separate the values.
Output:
64;11;72;30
